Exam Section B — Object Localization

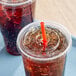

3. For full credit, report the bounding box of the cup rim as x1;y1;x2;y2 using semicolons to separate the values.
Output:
17;21;72;61
0;0;35;6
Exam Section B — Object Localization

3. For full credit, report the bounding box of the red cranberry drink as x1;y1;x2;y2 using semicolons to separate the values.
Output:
17;21;72;76
0;0;36;55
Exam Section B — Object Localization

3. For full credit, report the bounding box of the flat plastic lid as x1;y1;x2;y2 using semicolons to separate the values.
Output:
0;0;33;6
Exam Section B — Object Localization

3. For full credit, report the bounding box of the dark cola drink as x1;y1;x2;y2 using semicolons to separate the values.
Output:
20;25;68;76
0;0;36;55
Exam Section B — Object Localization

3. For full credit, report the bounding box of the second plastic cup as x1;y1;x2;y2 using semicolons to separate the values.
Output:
0;0;36;55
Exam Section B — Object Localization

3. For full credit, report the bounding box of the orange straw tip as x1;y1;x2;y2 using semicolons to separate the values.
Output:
40;22;44;25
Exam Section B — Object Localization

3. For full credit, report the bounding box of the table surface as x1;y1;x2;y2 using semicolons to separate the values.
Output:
35;0;76;36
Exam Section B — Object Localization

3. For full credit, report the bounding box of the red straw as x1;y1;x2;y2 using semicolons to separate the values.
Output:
40;22;47;50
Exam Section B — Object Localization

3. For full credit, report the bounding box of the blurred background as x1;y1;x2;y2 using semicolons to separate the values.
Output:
35;0;76;36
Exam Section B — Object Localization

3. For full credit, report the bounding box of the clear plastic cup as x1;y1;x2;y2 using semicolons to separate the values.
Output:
0;0;36;55
17;21;72;76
